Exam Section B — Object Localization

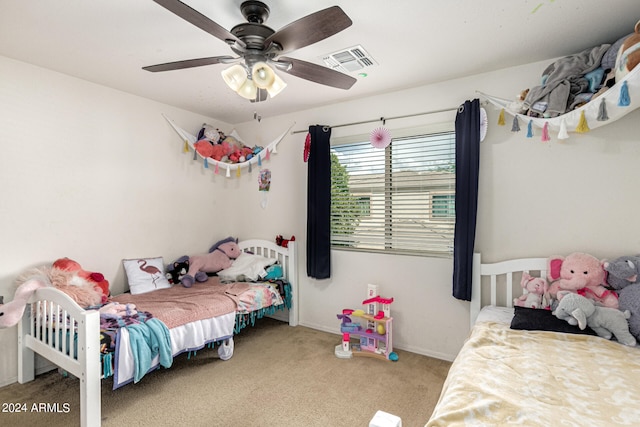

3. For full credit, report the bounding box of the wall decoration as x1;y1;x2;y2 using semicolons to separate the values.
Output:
258;169;271;209
162;114;294;178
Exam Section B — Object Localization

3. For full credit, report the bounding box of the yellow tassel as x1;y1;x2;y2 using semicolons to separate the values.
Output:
183;140;189;153
575;111;590;133
498;109;506;126
236;167;241;178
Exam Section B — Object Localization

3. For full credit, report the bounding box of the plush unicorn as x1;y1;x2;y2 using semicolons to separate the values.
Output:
180;237;241;287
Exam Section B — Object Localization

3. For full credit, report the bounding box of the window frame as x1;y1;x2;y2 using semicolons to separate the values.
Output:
329;122;456;258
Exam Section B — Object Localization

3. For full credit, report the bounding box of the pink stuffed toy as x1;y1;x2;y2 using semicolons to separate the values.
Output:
0;277;48;328
514;272;550;309
52;257;110;303
547;252;618;309
181;237;241;288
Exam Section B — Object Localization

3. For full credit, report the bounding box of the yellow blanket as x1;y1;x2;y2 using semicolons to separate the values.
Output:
426;322;640;426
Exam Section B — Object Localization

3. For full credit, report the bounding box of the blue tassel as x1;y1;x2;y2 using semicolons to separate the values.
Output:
257;155;262;167
526;120;533;138
204;158;209;169
619;81;630;106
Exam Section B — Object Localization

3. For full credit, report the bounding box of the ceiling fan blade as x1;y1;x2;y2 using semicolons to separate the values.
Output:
263;6;352;54
152;0;239;44
277;57;356;90
143;56;235;72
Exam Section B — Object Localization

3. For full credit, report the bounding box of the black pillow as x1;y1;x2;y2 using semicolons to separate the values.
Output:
510;306;597;335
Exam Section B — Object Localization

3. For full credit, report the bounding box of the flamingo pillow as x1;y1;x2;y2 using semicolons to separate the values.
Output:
123;257;172;295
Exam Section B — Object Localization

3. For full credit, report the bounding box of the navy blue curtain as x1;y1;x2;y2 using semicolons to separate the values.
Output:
306;125;331;279
453;99;481;301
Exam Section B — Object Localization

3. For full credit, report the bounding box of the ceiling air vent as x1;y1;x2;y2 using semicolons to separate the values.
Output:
322;45;378;74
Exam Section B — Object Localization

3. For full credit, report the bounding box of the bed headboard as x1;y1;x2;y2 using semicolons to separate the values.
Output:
470;253;548;328
238;239;298;327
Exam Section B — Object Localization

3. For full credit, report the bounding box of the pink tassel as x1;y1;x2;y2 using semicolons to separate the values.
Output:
541;122;550;142
265;149;270;160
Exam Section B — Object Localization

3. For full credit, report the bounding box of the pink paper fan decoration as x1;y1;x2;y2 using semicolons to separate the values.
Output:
370;127;391;148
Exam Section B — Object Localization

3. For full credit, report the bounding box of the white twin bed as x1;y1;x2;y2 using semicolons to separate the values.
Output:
17;239;298;427
426;253;640;426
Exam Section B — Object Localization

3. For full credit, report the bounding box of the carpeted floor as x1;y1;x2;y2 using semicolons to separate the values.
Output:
0;318;451;427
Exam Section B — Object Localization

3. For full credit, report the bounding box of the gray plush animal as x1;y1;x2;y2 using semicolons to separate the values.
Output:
604;255;640;290
604;255;640;340
552;293;636;346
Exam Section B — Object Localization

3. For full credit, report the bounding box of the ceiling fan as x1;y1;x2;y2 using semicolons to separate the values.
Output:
143;0;357;101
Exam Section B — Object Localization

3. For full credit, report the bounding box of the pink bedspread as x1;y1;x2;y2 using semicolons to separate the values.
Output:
111;278;249;329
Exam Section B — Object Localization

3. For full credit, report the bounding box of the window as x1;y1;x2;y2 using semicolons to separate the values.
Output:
330;125;455;256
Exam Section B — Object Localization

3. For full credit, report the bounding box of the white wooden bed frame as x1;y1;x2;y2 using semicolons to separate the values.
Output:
17;239;298;427
470;252;548;328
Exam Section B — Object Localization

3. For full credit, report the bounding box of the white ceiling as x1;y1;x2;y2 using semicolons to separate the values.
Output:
1;1;639;124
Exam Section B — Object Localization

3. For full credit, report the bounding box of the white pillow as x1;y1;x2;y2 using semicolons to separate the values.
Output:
123;257;172;295
217;252;277;282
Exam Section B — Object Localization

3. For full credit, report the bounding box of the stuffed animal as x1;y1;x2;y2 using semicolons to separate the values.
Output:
99;302;137;318
52;257;110;302
552;293;636;346
275;235;296;248
197;124;221;144
166;256;190;285
194;139;214;158
0;277;48;328
604;255;640;340
547;252;618;309
210;141;232;162
182;237;241;288
615;19;640;83
514;272;550;309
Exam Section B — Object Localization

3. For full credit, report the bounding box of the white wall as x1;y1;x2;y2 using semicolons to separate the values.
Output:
0;56;235;385
2;52;640;386
232;59;640;362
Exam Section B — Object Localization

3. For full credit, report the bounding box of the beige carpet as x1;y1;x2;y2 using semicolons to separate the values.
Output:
0;318;451;427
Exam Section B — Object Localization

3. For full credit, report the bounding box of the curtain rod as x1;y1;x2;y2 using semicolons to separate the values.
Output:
290;106;459;134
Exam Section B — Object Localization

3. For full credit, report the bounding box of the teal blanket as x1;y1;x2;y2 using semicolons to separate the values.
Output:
126;318;172;383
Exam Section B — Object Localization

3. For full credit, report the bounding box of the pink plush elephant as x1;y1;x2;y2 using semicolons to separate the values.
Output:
547;252;618;309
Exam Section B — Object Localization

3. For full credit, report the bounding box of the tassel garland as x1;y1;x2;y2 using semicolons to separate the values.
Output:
526;120;533;138
183;140;189;153
498;109;506;126
214;162;219;174
258;155;262;166
265;149;271;160
619;81;630;107
511;116;520;132
575;110;590;133
248;162;252;173
597;98;609;121
558;119;569;139
236;167;241;178
226;167;231;178
193;149;198;160
541;122;550;142
204;158;209;169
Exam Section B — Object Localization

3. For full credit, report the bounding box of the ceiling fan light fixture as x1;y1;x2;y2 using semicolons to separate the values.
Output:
251;62;276;89
221;64;248;91
237;78;258;100
266;73;287;98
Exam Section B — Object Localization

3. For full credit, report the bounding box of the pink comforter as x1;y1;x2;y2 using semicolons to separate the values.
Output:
111;278;249;329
